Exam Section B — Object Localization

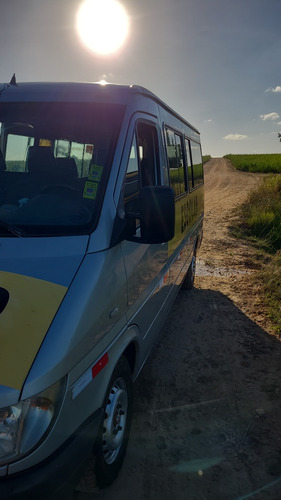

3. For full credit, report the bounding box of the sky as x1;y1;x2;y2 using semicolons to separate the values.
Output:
0;0;281;157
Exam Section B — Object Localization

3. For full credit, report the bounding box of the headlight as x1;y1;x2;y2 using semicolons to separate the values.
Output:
0;378;66;464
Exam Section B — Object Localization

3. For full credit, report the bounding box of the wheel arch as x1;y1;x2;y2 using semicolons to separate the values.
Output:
121;340;138;377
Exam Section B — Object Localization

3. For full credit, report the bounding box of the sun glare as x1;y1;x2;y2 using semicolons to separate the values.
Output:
77;0;129;55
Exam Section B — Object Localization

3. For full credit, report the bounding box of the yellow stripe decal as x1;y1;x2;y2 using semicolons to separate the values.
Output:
0;272;67;391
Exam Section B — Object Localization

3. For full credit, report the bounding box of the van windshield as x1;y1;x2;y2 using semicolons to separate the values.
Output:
0;101;125;236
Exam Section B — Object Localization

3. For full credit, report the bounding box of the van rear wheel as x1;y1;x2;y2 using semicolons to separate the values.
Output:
94;356;132;488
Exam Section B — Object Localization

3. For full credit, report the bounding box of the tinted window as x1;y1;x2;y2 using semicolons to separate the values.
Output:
0;101;124;236
124;134;140;214
185;138;193;192
137;122;158;187
191;141;203;187
165;128;186;197
124;122;159;215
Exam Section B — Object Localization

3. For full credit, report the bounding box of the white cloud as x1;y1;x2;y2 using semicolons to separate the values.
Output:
224;134;247;141
260;112;280;121
266;86;281;93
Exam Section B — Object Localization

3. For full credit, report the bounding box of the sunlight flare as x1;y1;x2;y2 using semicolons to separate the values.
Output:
77;0;129;55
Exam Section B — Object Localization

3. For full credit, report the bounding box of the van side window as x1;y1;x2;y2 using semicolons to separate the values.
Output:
123;134;140;214
165;128;185;197
184;139;203;191
137;122;158;187
185;138;193;191
190;141;203;188
123;122;159;213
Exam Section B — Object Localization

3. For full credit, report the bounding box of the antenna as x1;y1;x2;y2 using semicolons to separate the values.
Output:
0;74;18;97
9;73;17;86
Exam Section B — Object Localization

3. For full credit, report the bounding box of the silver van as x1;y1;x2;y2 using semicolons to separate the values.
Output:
0;80;204;499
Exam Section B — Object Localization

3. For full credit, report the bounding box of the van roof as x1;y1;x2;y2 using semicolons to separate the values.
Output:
0;81;200;134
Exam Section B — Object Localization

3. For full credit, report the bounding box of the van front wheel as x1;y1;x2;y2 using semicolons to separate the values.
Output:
94;357;133;488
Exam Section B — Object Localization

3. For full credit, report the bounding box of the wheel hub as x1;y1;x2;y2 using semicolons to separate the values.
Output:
102;377;128;464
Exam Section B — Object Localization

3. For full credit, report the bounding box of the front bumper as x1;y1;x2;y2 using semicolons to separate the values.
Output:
0;408;103;500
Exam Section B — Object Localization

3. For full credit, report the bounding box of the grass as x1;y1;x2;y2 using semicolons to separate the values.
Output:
225;153;281;173
240;175;281;252
259;251;281;331
232;169;281;334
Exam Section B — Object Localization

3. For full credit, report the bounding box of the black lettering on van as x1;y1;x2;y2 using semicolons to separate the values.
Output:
181;195;198;233
0;288;9;314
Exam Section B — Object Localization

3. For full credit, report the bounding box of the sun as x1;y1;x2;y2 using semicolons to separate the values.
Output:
77;0;129;55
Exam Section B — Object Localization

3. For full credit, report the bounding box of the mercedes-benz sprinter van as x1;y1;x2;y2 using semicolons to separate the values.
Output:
0;81;203;499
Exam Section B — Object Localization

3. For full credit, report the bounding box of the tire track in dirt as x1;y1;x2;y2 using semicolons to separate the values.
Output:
197;157;271;332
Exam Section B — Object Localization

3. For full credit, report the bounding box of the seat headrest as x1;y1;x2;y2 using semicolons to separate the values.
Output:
56;157;78;178
27;146;56;173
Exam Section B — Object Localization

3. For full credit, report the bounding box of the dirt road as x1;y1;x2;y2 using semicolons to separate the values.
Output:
76;158;281;500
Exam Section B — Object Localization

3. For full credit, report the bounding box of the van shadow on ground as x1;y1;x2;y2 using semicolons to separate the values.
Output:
76;287;281;500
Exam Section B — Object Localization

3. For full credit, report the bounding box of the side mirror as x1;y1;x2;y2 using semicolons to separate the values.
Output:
138;185;175;244
111;185;175;247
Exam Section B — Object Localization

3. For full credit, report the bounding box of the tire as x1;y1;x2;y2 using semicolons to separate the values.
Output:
181;252;196;290
94;356;133;488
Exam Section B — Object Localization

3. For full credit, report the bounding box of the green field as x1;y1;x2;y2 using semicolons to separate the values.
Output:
225;153;281;173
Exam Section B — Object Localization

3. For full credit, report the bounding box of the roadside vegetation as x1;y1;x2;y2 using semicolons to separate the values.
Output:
202;155;211;164
227;154;281;334
225;153;281;173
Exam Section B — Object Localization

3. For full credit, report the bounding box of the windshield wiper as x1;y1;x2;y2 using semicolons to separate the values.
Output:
0;221;26;237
